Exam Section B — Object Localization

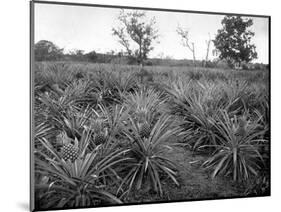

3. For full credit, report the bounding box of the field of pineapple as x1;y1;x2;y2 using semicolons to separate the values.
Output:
33;62;270;210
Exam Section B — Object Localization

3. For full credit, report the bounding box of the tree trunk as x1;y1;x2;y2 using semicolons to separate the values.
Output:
204;38;211;67
139;40;143;66
192;43;196;65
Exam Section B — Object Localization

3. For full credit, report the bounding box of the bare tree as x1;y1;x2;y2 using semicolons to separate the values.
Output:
204;33;212;67
176;26;196;64
112;10;158;66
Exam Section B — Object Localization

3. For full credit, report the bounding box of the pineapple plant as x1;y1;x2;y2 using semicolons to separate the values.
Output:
203;111;267;181
59;131;79;162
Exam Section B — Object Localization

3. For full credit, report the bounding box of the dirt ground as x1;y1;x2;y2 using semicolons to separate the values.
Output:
127;146;245;203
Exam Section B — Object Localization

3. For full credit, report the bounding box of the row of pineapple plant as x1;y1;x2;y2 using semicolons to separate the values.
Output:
163;76;269;183
34;63;183;209
34;62;270;209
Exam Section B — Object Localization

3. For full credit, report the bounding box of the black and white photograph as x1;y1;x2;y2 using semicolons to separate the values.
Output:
30;1;270;211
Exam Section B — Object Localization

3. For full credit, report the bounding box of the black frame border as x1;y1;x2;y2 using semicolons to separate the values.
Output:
30;1;271;211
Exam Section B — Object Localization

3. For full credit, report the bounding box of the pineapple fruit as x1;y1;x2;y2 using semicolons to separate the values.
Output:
234;117;247;140
94;133;106;145
59;131;79;162
90;118;108;145
136;108;151;138
139;122;151;138
61;143;79;162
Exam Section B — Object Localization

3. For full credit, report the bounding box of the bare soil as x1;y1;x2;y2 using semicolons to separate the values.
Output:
126;146;245;203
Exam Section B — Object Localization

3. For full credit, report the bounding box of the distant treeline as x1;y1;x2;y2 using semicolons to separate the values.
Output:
34;40;268;70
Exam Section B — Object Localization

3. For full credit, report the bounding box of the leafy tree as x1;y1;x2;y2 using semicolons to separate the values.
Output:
112;10;159;65
213;16;257;68
34;40;64;61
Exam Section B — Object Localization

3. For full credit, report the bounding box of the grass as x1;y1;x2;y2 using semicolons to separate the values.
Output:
33;61;270;210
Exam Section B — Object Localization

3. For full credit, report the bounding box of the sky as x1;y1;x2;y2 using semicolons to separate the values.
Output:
34;3;269;64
